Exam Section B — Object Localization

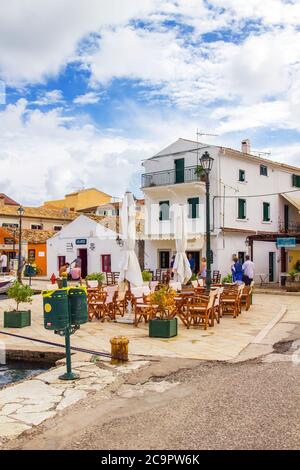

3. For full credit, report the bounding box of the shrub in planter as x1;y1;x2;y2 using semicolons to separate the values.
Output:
85;272;105;288
222;273;233;284
286;269;300;292
142;270;152;282
4;282;33;328
148;286;178;338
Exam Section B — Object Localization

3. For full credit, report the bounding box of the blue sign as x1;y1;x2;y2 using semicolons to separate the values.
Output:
276;237;296;248
75;239;87;246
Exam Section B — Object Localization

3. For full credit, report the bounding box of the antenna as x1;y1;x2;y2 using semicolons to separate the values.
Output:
252;150;271;157
196;129;219;138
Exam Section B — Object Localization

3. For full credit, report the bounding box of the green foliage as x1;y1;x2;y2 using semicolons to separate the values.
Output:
194;165;205;176
142;270;152;282
288;269;299;280
85;272;105;282
294;260;300;272
7;282;33;311
190;273;198;282
222;273;233;284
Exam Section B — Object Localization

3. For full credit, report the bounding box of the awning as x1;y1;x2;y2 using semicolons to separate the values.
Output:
281;191;300;212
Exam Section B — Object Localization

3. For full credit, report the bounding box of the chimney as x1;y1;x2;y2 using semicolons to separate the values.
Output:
241;139;250;154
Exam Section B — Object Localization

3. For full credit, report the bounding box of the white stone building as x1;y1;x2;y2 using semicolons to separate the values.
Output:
141;138;300;283
47;215;123;278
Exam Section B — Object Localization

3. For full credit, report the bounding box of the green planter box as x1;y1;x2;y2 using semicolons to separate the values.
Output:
4;310;31;328
149;318;178;338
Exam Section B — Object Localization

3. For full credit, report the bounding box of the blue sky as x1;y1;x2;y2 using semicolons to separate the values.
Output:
0;0;300;205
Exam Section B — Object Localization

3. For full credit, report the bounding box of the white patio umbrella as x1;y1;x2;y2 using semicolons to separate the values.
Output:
119;192;143;288
173;205;192;285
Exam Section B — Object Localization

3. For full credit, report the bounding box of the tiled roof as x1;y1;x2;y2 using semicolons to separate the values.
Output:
0;193;19;205
6;228;56;244
0;205;78;221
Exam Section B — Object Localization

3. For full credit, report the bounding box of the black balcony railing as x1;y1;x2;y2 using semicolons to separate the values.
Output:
141;166;204;188
278;219;300;234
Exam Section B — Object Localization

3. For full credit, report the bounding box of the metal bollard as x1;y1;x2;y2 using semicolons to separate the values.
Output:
110;336;129;362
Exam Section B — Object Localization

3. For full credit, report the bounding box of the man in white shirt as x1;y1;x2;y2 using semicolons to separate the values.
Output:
0;251;8;273
242;255;254;286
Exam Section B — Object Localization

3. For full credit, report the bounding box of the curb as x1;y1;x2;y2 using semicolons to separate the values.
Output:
251;305;287;344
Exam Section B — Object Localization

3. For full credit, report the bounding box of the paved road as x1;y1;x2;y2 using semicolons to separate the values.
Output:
8;356;300;450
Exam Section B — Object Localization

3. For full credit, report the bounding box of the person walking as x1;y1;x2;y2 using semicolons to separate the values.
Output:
187;253;195;273
231;256;243;283
198;257;207;283
0;251;8;274
242;255;255;286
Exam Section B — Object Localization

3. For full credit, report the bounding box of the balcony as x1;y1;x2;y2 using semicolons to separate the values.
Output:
141;166;204;188
278;219;300;234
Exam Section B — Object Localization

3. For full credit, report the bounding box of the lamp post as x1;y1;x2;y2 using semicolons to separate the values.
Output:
17;206;25;283
200;151;214;291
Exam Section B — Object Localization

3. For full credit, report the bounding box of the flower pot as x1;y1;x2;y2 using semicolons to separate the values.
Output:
57;279;63;289
62;278;68;288
4;310;31;328
149;318;178;338
286;280;300;292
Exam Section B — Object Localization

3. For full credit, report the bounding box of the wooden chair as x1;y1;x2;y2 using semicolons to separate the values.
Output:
240;283;252;311
185;291;217;330
111;290;127;319
106;272;114;285
212;270;221;284
133;294;158;327
113;272;120;284
88;290;108;321
220;286;240;318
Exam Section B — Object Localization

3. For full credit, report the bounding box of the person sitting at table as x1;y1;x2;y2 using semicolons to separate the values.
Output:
59;262;70;278
70;265;81;282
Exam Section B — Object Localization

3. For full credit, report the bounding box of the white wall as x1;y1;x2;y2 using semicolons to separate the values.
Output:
47;215;123;277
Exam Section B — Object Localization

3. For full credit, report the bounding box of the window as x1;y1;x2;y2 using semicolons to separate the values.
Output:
31;224;42;230
292;174;300;188
238;199;246;219
238;169;246;182
53;225;62;231
263;202;270;222
159;251;170;269
188;197;199;219
260;165;268;176
2;223;18;228
159;201;170;221
238;251;245;264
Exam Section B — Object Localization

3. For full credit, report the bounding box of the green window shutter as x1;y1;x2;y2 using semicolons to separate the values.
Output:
292;174;300;188
263;202;270;221
239;169;245;182
238;199;246;219
159;201;170;221
260;165;268;176
187;197;199;219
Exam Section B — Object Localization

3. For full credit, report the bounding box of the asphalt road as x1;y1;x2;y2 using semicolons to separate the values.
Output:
8;357;300;450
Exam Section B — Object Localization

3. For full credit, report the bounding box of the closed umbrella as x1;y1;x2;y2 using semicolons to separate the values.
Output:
119;192;143;288
173;205;192;285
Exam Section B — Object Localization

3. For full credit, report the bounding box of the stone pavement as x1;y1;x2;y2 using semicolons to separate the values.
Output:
0;357;149;443
0;292;291;361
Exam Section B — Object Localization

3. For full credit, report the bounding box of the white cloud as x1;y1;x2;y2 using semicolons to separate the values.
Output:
73;91;101;105
33;89;64;105
0;0;157;85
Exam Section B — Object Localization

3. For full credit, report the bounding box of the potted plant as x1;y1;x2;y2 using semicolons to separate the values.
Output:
222;273;233;284
61;272;68;288
142;270;152;286
194;165;206;182
148;286;177;338
4;282;33;328
85;272;105;288
286;269;300;292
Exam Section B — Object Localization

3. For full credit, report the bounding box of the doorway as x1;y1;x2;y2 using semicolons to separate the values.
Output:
186;251;200;274
101;254;111;273
78;249;88;278
269;252;275;282
159;251;170;269
175;158;185;184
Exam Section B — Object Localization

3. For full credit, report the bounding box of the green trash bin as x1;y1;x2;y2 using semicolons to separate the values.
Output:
24;264;36;277
43;289;69;330
68;287;88;325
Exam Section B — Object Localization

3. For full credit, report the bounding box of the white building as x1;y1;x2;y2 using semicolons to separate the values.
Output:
142;138;300;283
47;215;123;278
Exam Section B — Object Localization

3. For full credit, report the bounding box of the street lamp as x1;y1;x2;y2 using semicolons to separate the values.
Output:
17;206;25;283
200;151;214;290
